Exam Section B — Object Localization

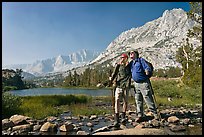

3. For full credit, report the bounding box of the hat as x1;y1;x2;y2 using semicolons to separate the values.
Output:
121;53;128;58
128;50;139;55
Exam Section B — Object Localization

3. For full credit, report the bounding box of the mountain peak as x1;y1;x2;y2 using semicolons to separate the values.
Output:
89;8;200;70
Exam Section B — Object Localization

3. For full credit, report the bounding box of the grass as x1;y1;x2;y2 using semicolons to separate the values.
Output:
20;100;60;119
151;79;202;107
59;103;111;117
3;78;202;120
18;95;112;119
18;94;92;119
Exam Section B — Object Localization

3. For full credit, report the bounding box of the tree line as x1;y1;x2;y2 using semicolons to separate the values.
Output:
62;65;114;87
2;69;36;91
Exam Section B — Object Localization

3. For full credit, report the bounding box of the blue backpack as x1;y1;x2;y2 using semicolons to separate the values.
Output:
139;58;154;78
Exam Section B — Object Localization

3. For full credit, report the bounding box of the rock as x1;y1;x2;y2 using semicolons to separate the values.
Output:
37;119;45;125
78;115;83;120
33;125;41;131
188;124;195;127
169;124;186;132
182;118;191;125
59;123;74;132
93;128;167;135
93;126;110;133
89;127;93;132
10;131;18;135
46;116;57;122
9;114;31;126
78;122;84;126
2;119;15;130
86;122;93;127
92;119;99;124
168;97;172;102
2;130;11;135
26;119;36;125
120;124;127;129
63;116;72;120
12;124;32;132
96;83;103;88
167;116;179;123
104;113;112;117
149;119;160;127
127;110;135;115
39;122;57;132
196;118;202;123
128;119;133;123
74;126;81;131
76;130;90;135
135;124;145;128
90;115;97;120
146;111;154;117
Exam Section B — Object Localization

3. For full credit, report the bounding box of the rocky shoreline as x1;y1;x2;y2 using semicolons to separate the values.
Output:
2;103;202;135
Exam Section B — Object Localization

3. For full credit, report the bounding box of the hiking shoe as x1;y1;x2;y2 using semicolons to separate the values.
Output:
121;118;127;125
113;121;120;128
113;113;120;127
135;117;143;123
121;112;126;124
153;114;159;120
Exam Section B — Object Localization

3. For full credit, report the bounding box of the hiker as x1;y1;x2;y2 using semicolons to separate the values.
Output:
128;50;159;122
109;53;131;128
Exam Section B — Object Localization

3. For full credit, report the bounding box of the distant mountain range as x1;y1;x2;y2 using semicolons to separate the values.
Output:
3;49;100;76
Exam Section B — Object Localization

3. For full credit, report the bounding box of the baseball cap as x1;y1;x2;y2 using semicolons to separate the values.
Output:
121;53;128;58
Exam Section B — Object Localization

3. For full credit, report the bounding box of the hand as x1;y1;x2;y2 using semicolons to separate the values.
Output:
109;77;112;81
109;80;113;87
145;70;149;76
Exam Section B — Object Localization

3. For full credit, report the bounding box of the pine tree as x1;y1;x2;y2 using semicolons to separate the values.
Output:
176;2;202;87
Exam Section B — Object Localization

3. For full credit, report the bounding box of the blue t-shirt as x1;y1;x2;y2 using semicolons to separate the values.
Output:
130;58;151;83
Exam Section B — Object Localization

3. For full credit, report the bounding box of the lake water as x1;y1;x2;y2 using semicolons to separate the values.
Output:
8;88;112;97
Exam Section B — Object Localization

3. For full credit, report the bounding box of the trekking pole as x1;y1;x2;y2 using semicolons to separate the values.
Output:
108;70;115;115
111;85;116;114
148;79;161;120
152;92;162;120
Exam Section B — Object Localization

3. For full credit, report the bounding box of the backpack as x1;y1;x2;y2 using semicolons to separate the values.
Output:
145;60;154;78
139;58;154;78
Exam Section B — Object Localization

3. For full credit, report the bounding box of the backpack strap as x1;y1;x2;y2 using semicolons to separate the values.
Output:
138;58;146;75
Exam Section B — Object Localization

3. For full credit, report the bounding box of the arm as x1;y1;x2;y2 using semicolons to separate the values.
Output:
140;58;151;75
127;63;132;88
110;64;120;83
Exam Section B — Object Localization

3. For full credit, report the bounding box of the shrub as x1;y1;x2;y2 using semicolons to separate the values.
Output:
3;86;17;91
182;66;202;88
2;92;22;119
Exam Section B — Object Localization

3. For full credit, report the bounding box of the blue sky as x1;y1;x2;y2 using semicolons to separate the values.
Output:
2;2;190;66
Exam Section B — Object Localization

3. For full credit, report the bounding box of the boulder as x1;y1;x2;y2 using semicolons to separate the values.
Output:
93;128;167;135
39;122;57;132
9;114;31;126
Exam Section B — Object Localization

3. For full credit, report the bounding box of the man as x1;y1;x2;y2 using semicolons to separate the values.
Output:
109;53;131;128
129;50;158;122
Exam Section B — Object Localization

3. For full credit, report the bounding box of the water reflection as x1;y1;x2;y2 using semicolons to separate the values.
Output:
8;88;112;96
